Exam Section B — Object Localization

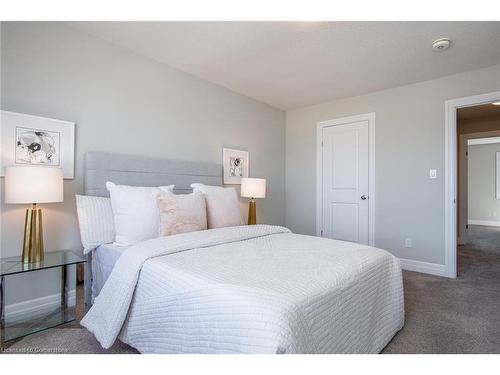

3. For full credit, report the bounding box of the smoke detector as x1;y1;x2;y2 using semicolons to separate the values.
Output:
432;38;451;51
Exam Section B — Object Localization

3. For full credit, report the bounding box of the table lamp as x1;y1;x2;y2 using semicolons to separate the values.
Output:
5;166;64;263
241;178;266;225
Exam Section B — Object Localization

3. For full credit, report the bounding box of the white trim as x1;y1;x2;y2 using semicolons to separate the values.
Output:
468;137;500;146
445;91;500;278
468;220;500;227
316;113;375;246
5;290;76;321
497;152;500;200
399;258;448;278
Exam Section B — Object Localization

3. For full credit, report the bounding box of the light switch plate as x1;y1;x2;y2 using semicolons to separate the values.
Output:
429;169;437;179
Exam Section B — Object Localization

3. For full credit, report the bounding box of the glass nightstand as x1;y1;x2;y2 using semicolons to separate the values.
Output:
0;250;86;346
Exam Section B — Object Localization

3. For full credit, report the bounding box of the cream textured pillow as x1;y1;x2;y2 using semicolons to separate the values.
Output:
75;195;115;254
190;183;244;229
157;190;207;236
106;182;174;246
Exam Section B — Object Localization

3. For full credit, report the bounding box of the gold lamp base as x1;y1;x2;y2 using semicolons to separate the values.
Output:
22;204;44;264
248;199;257;225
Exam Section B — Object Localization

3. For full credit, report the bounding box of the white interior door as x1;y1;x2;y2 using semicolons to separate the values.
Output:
321;120;369;244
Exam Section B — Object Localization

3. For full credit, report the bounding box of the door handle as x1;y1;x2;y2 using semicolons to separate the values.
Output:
361;195;367;200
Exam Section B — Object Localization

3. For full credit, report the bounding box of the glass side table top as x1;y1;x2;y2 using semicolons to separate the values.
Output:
1;250;85;276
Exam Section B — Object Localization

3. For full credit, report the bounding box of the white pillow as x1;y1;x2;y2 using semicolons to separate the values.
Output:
75;195;115;254
157;190;207;236
190;183;244;229
106;182;174;246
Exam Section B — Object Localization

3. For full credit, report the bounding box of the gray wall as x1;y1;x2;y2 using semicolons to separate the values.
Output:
468;143;500;223
0;22;286;305
286;64;500;265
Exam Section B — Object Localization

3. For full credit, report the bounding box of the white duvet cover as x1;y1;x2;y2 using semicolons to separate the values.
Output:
81;225;404;353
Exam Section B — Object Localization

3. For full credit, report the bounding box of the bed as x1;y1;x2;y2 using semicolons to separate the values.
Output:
81;152;404;354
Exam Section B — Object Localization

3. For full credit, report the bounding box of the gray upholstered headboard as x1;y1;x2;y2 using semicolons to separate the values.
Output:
84;151;223;196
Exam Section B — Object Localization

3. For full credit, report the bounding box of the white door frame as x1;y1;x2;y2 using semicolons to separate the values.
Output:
316;113;376;246
445;90;500;278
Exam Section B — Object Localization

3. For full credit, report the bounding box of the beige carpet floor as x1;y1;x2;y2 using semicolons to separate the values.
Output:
3;225;500;354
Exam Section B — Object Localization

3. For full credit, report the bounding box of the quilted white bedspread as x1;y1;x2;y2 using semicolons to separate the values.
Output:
81;225;404;353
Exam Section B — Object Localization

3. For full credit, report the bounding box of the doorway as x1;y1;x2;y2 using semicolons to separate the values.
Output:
445;91;500;278
316;113;375;246
457;104;500;276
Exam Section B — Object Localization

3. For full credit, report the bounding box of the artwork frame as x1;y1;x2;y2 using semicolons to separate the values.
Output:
222;147;249;185
1;110;75;179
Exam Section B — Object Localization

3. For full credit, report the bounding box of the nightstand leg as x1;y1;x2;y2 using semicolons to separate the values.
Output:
61;265;69;321
0;276;5;348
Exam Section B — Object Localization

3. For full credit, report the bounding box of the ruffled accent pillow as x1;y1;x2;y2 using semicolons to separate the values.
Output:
157;190;207;236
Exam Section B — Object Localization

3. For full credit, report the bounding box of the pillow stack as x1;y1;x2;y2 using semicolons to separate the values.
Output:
75;182;245;251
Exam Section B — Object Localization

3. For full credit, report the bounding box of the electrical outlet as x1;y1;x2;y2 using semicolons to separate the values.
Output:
429;169;437;179
405;238;412;248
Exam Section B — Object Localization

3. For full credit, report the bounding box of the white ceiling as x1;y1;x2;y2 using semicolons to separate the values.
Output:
69;22;500;110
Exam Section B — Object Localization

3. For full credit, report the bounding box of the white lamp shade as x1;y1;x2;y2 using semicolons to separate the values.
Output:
241;178;266;199
5;166;64;204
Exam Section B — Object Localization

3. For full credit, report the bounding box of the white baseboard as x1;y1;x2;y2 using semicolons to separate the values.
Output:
468;220;500;227
399;258;448;277
5;290;76;321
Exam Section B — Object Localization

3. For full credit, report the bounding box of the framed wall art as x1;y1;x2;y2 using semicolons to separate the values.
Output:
222;147;249;184
1;110;75;179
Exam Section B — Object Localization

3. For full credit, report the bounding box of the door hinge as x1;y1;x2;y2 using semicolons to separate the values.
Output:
466;151;468;157
321;141;323;147
320;230;323;236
